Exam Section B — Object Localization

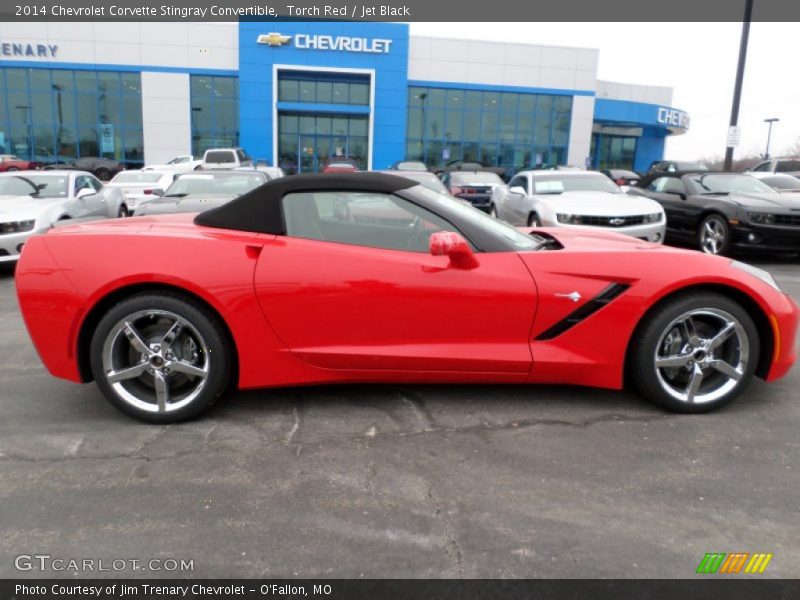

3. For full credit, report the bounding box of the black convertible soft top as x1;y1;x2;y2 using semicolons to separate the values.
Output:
194;172;419;234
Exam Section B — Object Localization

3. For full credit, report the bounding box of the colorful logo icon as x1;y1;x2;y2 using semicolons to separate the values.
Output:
696;552;773;574
257;33;292;47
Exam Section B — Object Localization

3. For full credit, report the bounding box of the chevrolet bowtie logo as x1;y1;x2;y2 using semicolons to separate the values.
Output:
257;33;292;47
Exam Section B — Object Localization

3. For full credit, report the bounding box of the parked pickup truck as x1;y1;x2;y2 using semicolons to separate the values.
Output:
200;147;254;170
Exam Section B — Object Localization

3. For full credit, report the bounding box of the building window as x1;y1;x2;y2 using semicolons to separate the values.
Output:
406;86;572;176
277;71;370;106
591;134;638;171
0;67;143;164
190;75;239;157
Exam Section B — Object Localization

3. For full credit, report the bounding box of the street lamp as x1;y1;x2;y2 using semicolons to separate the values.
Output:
763;117;779;159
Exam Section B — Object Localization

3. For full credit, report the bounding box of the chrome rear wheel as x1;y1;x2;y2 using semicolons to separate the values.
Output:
90;293;231;423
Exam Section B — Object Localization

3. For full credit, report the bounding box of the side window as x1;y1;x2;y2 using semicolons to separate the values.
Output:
282;191;463;252
777;160;800;173
74;176;90;195
508;176;526;191
752;161;771;172
648;177;667;192
662;178;687;195
88;176;103;191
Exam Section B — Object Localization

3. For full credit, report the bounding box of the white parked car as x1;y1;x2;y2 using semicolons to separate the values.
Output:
0;170;124;264
745;156;800;178
200;147;253;170
106;170;178;215
143;155;202;173
490;170;666;243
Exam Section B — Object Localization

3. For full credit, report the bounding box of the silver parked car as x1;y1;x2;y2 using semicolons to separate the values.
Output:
0;170;125;264
490;170;666;243
133;170;269;216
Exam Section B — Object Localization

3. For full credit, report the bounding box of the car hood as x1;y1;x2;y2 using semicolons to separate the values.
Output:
721;192;800;210
535;191;662;216
136;193;237;215
0;194;65;221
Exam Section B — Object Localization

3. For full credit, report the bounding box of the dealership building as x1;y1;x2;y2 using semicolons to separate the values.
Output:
0;21;689;174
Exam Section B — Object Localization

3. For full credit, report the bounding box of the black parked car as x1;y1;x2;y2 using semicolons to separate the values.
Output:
432;160;506;181
44;157;125;181
648;160;709;174
441;170;505;212
629;171;800;255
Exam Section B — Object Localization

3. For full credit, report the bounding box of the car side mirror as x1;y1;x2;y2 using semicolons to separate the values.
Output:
76;187;94;199
151;188;164;197
429;231;479;270
509;186;526;196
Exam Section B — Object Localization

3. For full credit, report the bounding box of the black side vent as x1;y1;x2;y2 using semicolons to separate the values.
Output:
535;283;630;341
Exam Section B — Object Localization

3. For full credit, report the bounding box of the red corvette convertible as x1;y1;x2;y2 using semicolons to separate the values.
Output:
15;173;798;423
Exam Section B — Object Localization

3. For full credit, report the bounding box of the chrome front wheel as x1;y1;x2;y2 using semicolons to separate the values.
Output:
630;292;759;413
653;308;748;405
698;214;730;255
90;293;231;423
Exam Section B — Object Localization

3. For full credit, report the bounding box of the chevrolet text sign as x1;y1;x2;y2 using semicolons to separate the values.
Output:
258;33;393;54
657;107;690;131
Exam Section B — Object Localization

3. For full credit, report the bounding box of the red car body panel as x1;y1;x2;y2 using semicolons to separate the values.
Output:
0;159;43;171
15;217;798;393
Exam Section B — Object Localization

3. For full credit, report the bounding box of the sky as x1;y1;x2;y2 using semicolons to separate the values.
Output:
409;22;800;161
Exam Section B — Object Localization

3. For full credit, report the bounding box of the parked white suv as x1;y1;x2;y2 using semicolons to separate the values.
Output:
746;157;800;177
490;170;666;243
200;148;253;170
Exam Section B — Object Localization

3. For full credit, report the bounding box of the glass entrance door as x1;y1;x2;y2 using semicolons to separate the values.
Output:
278;113;369;174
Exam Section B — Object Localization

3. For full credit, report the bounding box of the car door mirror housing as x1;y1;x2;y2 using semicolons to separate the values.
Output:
509;186;526;196
429;231;479;270
76;187;94;199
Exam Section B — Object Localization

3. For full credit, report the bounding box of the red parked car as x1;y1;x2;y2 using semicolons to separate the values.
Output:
321;158;359;173
15;173;798;423
0;154;43;171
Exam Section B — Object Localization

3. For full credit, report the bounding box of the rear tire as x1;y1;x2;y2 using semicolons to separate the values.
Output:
117;204;129;218
89;292;232;423
527;213;541;227
95;167;112;181
629;292;759;413
489;204;498;218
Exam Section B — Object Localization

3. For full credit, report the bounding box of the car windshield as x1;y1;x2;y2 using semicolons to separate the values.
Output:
164;174;265;197
112;171;165;184
412;185;543;251
688;174;775;195
676;162;709;171
394;171;448;194
204;151;236;164
168;156;189;164
532;174;620;195
759;174;800;191
450;171;504;186
0;174;68;198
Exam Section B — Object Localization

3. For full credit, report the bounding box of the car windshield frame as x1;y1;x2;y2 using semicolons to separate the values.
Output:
686;173;776;195
0;174;69;198
532;173;621;195
409;185;544;251
163;173;266;197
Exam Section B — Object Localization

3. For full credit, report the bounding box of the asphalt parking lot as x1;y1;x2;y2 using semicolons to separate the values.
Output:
0;258;798;579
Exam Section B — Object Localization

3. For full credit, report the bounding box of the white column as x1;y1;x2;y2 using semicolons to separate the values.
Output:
141;72;191;165
567;95;596;168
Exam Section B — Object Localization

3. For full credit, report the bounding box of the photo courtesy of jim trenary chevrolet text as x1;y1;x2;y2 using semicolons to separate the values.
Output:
0;0;799;597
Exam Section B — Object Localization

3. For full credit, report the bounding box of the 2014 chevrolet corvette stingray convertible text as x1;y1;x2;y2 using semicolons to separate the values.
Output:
15;173;798;423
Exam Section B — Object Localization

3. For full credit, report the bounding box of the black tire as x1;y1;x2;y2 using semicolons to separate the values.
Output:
489;204;498;218
629;292;759;413
89;292;232;423
697;213;731;255
95;167;112;181
527;213;541;227
6;166;19;171
117;204;129;218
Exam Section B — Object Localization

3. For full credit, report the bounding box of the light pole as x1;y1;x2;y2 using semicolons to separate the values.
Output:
763;117;779;159
723;0;753;171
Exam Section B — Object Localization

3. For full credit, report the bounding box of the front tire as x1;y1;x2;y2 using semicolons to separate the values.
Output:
89;292;232;423
698;214;730;255
117;204;129;218
629;292;759;413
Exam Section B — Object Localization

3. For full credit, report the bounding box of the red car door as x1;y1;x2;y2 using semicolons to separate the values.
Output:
252;191;537;375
